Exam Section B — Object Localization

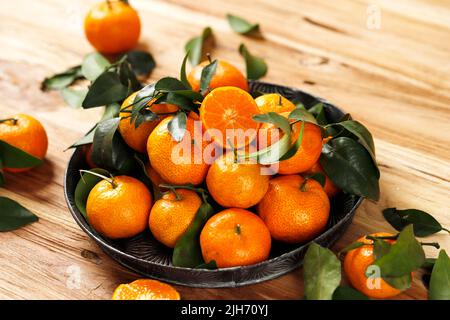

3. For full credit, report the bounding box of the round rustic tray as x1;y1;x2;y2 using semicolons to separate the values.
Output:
64;81;363;288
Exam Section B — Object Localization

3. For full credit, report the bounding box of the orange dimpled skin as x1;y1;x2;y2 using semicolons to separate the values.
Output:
200;209;271;268
255;94;296;114
149;189;202;248
344;233;402;299
0;114;48;172
119;92;178;153
147;116;209;186
278;122;323;174
200;87;260;149
86;176;152;239
188;60;248;92
206;154;269;208
112;279;180;300
257;175;330;244
84;0;141;54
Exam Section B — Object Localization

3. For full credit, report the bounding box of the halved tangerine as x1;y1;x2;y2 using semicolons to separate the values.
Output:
200;86;260;149
112;279;180;300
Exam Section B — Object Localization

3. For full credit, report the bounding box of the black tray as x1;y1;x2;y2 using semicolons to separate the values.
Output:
64;81;363;288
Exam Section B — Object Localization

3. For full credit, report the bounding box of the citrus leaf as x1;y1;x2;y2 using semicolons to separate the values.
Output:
332;286;369;300
118;60;141;92
288;107;317;124
382;207;447;237
320;137;380;201
383;273;412;290
304;242;341;300
173;202;215;268
227;14;260;36
200;59;218;94
429;250;450;300
371;225;425;279
74;168;110;219
339;241;365;255
167;112;187;142
279;121;305;161
373;239;391;260
125;50;155;77
0;140;43;169
180;52;192;89
239;44;267;80
41;66;83;91
155;77;188;91
185;27;213;66
308;103;328;125
82;72;129;108
81;52;110;81
60;88;88;108
0;197;38;231
253;112;291;134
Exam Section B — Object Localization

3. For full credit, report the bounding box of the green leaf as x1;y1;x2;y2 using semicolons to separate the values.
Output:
91;118;136;174
373;239;391;260
308;103;328;125
227;14;260;36
332;286;369;300
118;60;142;92
180;52;192;89
320;137;380;201
421;258;436;272
339;241;365;255
0;197;38;231
74;168;110;219
41;66;83;91
125;50;156;77
239;44;267;80
173;202;215;268
82;72;129;108
288;107;318;124
0;140;43;169
371;225;425;279
429;250;450;300
304;242;341;300
383;274;412;290
185;27;213;66
81;52;110;81
167;112;187;142
155;77;188;92
278;121;305;161
200;59;218;95
382;207;447;237
60;88;88;108
253;112;291;134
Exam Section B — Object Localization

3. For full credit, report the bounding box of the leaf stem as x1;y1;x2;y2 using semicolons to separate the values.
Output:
442;227;450;234
79;169;117;189
420;242;440;249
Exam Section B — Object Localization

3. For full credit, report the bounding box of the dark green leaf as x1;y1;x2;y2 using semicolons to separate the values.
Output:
160;92;197;112
304;242;341;300
239;44;267;80
102;103;121;120
421;258;436;272
429;250;450;300
339;241;365;255
167;112;187;142
383;274;412;290
200;59;218;94
227;14;260;36
118;61;142;92
185;27;213;66
382;207;446;237
288;107;317;124
180;52;192;89
60;88;88;108
0;140;43;169
279;121;305;161
320;137;380;201
308;103;328;125
74;168;110;219
91;118;136;174
371;225;425;280
332;286;369;300
82;72;129;108
155;77;188;92
81;52;110;81
41;66;83;91
125;50;156;77
0;197;38;231
195;260;217;270
173;202;215;268
253;112;291;134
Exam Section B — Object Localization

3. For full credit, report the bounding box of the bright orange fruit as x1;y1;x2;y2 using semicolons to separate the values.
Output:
255;93;296;114
112;279;180;300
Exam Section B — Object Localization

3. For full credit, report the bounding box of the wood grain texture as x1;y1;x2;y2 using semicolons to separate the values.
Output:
0;0;449;300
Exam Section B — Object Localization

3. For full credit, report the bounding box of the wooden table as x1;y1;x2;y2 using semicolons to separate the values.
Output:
0;0;449;300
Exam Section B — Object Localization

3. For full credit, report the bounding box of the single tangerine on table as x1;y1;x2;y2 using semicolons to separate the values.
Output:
149;189;202;248
0;114;48;173
119;91;178;153
84;0;141;54
306;162;340;197
86;175;152;239
255;93;296;114
147;114;209;186
200;208;271;268
112;279;180;300
344;233;403;299
206;153;269;209
200;86;261;150
257;175;330;244
188;60;248;92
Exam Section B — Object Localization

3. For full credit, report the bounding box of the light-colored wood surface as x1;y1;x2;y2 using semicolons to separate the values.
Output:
0;0;449;300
